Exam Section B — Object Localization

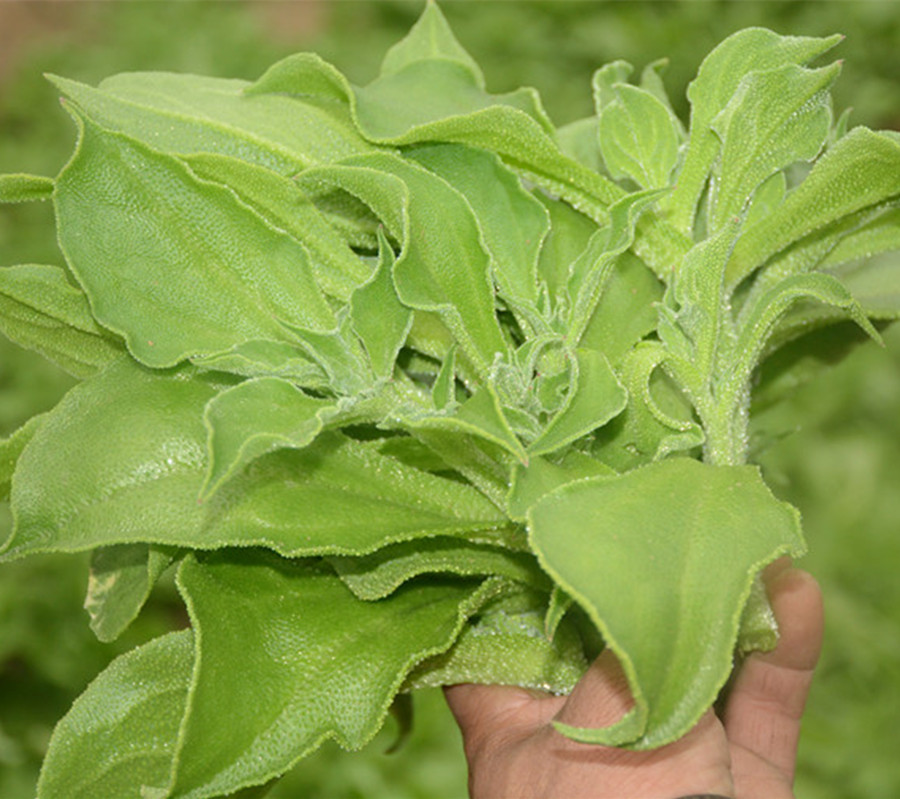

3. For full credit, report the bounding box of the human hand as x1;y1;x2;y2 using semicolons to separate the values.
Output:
445;560;823;799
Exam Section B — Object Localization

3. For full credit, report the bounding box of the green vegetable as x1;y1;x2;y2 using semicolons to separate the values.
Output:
1;2;898;795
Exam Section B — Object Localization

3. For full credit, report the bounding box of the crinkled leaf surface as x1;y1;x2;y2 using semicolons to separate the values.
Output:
507;450;614;522
251;32;621;222
594;343;704;472
301;152;509;377
3;9;900;783
733;272;879;388
408;143;549;313
278;313;374;396
4;361;507;560
820;206;900;274
405;383;528;464
182;153;370;301
709;62;839;231
0;264;125;377
408;428;513;513
578;251;663;364
566;189;666;344
598;83;681;189
202;377;337;498
407;587;587;695
329;537;548;601
190;339;326;386
349;230;413;379
378;0;485;85
527;349;626;457
665;28;842;234
170;551;503;798
50;70;371;173
727;128;900;285
55;112;335;367
528;458;805;748
535;193;599;303
37;630;194;799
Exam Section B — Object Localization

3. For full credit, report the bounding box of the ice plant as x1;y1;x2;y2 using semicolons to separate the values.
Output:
1;3;898;796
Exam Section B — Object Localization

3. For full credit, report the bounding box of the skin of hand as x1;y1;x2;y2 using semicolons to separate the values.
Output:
444;559;824;799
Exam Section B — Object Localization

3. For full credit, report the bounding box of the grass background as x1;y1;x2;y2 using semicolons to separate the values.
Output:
1;2;898;796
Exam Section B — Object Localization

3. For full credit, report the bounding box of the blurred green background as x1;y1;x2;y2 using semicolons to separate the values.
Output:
1;2;898;797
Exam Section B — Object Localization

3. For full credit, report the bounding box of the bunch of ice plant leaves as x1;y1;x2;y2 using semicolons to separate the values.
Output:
1;3;899;796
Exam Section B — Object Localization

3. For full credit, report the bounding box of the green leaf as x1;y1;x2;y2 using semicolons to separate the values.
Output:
50;70;371;174
408;143;549;317
0;413;47;502
431;345;457;411
300;153;509;378
594;343;704;472
833;253;900;320
545;584;575;641
737;576;779;653
732;273;880;384
737;203;900;319
665;28;842;234
507;450;614;522
253;43;622;222
743;170;786;231
350;229;413;380
578;251;664;364
405;383;528;464
248;52;351;105
820;207;900;273
0;173;54;203
84;544;174;643
709;63;839;231
3;361;508;560
727;127;900;286
535;193;599;304
640;59;683;132
556;117;603;174
566;189;666;345
409;429;513;514
528;349;626;457
55;112;335;368
598;83;681;189
190;340;327;386
279;312;375;396
4;359;214;559
182;153;370;301
329;537;548;601
354;59;553;142
379;0;484;87
0;264;125;377
406;587;588;695
37;630;194;799
658;219;741;390
169;551;504;798
528;458;805;748
592;60;634;113
202;377;337;499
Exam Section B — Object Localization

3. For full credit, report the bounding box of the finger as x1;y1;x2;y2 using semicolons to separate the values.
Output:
723;567;824;779
552;648;634;729
444;682;563;747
